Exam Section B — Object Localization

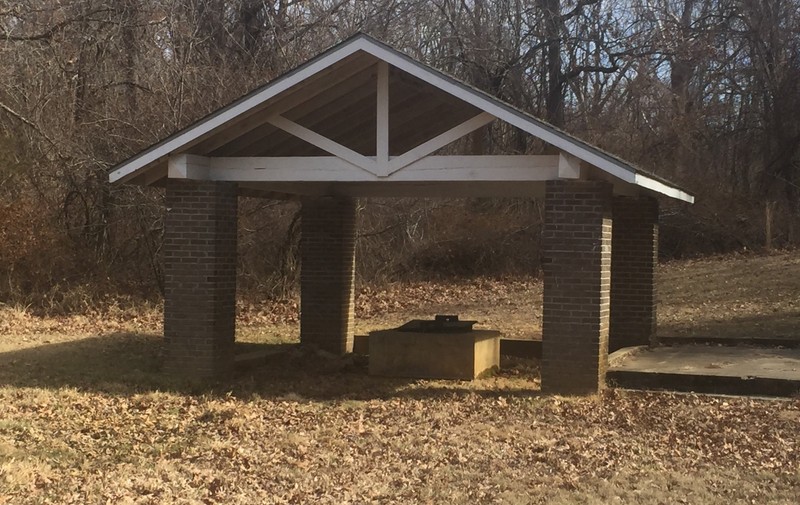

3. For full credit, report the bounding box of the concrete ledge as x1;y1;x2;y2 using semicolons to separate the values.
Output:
608;345;800;398
608;370;800;397
353;334;369;355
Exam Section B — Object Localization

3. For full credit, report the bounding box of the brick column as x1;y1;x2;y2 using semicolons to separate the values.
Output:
300;197;357;354
541;180;613;395
163;179;238;378
610;196;659;351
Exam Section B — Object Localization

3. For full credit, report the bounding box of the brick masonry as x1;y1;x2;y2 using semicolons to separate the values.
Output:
541;180;613;395
610;196;659;351
163;179;238;378
300;196;357;354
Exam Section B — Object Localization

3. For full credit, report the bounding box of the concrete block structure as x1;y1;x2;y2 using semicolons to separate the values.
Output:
369;329;501;380
108;34;693;394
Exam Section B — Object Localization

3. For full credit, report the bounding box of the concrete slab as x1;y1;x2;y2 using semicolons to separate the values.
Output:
608;345;800;397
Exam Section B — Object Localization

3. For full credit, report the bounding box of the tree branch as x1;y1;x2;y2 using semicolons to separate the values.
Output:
0;100;61;155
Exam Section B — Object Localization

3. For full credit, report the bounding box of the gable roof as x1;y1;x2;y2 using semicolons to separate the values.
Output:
108;33;693;203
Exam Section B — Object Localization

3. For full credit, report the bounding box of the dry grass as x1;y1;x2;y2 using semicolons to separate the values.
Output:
1;251;800;503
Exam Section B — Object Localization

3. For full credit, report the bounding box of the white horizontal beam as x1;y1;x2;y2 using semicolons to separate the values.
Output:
391;155;559;181
194;155;560;183
208;156;366;182
558;152;581;179
240;180;548;199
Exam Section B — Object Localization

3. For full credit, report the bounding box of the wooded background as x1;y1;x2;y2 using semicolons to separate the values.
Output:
1;0;798;312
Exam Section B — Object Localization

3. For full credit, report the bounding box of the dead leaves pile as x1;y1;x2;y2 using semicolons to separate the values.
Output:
0;386;798;504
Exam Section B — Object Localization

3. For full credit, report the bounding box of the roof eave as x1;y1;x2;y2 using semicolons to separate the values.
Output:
634;173;695;203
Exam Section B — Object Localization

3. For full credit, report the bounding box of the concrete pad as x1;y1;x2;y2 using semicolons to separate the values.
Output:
608;345;800;397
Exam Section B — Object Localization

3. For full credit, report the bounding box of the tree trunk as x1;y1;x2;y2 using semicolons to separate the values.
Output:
541;0;564;127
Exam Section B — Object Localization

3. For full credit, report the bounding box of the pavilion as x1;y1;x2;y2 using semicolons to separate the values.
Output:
109;34;693;395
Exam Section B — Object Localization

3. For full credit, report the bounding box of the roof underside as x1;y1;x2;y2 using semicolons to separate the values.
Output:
198;53;480;158
109;34;693;203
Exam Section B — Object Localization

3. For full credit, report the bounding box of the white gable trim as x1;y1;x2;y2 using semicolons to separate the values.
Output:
635;173;694;202
108;38;368;183
351;39;637;180
108;34;693;203
352;37;693;203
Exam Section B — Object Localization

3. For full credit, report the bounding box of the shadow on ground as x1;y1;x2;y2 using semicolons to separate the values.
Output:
0;332;541;401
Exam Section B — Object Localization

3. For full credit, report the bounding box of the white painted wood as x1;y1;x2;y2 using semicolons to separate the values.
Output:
376;61;390;175
204;155;558;183
208;157;364;181
558;152;581;179
390;155;558;181
352;38;639;183
266;115;377;175
168;154;209;179
108;39;367;183
108;34;693;203
635;173;695;203
388;112;495;174
239;181;547;199
196;56;377;154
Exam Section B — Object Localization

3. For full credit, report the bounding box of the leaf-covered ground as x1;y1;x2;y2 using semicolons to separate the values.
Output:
1;251;800;503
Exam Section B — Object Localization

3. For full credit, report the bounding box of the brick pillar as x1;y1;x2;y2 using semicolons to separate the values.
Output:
610;196;659;351
163;179;238;378
300;197;357;354
541;180;613;395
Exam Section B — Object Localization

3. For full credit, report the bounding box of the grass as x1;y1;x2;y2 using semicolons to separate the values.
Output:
1;251;799;503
